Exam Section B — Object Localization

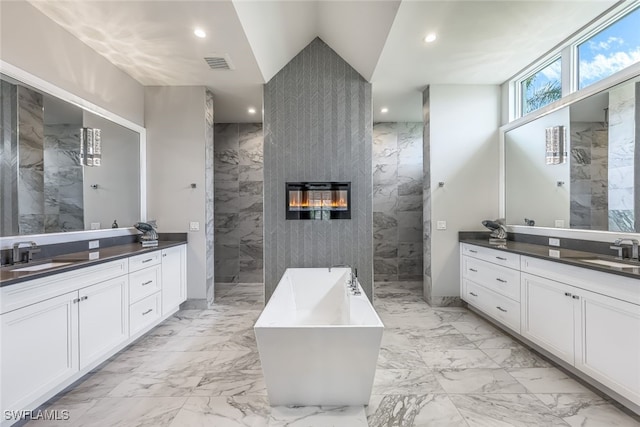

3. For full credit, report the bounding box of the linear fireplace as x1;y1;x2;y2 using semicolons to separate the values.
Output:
286;182;351;220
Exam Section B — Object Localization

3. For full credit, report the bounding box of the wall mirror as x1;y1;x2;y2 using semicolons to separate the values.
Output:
0;73;141;237
505;73;640;233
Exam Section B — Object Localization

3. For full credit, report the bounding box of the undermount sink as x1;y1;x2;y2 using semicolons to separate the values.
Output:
11;261;73;272
579;259;639;269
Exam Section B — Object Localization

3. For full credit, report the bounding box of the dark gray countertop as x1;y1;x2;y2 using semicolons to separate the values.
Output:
460;238;640;279
0;240;187;287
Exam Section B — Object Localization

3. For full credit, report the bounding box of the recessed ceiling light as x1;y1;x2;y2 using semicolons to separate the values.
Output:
381;107;389;114
194;28;206;38
248;107;256;114
424;33;437;43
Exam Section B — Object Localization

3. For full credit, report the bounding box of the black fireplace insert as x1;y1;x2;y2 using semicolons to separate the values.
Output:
286;182;351;220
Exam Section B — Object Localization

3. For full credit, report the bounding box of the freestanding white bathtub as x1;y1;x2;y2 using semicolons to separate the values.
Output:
254;268;384;406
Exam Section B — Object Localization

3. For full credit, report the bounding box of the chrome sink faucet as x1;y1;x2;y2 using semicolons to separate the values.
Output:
12;241;40;265
611;238;639;260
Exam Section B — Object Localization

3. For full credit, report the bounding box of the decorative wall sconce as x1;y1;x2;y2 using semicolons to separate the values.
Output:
545;126;566;165
80;127;102;167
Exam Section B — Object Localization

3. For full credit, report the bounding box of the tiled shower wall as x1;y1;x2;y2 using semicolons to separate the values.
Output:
373;122;423;282
213;123;264;284
569;122;608;230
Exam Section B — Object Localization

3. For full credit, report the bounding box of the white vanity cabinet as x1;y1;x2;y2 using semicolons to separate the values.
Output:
161;244;187;315
0;259;129;419
0;243;187;426
461;242;640;410
1;291;79;415
460;243;521;333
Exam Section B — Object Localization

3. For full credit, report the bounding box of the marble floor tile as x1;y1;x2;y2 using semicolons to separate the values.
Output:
55;371;131;403
268;405;368;426
75;397;187;427
507;368;592;394
367;394;467;427
449;394;569;427
419;349;500;369
415;333;477;351
107;371;203;397
372;369;444;395
535;393;640;427
131;351;221;373
209;350;262;371
377;348;427;370
192;370;266;396
169;396;270;427
482;348;553;368
434;368;528;394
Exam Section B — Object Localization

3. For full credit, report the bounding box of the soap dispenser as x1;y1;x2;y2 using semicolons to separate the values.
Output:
112;219;118;228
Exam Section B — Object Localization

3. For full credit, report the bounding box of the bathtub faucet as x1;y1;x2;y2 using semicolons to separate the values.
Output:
329;264;357;289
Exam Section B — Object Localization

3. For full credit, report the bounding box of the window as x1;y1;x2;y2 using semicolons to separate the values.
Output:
521;58;562;115
578;7;640;89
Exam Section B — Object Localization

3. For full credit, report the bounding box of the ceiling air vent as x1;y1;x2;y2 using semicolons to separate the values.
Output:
204;54;234;70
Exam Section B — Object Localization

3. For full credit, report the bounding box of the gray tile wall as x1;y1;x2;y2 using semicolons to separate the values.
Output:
0;81;19;236
17;85;45;235
214;123;264;285
263;37;373;301
373;122;423;282
422;87;433;304
43;124;84;232
569;122;608;230
205;89;215;306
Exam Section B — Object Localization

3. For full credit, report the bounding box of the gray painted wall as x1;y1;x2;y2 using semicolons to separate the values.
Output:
214;123;264;285
263;37;373;301
372;122;423;283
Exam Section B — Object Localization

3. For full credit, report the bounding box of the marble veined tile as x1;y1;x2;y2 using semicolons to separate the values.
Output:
269;405;368;427
449;394;568;427
193;370;266;396
535;393;640;427
76;397;187;427
107;370;203;397
132;351;221;373
377;348;427;370
169;396;270;427
372;369;444;395
24;399;97;427
434;368;528;394
482;348;553;368
419;349;500;369
367;394;467;427
507;368;592;394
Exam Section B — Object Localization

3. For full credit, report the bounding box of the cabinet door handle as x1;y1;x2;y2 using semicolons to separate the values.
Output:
163;254;167;257
142;308;153;315
469;249;478;253
469;268;478;272
496;306;507;312
469;292;478;297
572;295;580;300
564;292;572;297
142;258;153;264
496;256;507;261
496;278;507;283
72;298;80;304
80;296;88;301
142;280;153;286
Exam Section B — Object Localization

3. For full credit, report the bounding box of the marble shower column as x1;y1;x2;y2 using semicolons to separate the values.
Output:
17;86;45;235
0;81;19;236
422;87;433;303
205;89;215;306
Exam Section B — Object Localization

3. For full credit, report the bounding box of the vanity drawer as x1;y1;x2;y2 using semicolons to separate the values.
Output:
129;251;161;273
130;292;161;336
129;265;162;304
464;279;521;333
462;243;520;270
463;256;520;301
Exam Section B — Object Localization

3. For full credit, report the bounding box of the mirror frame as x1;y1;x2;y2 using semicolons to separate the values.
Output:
0;60;147;245
499;61;640;241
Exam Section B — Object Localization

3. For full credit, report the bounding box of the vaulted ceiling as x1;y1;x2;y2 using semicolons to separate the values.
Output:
29;0;617;123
